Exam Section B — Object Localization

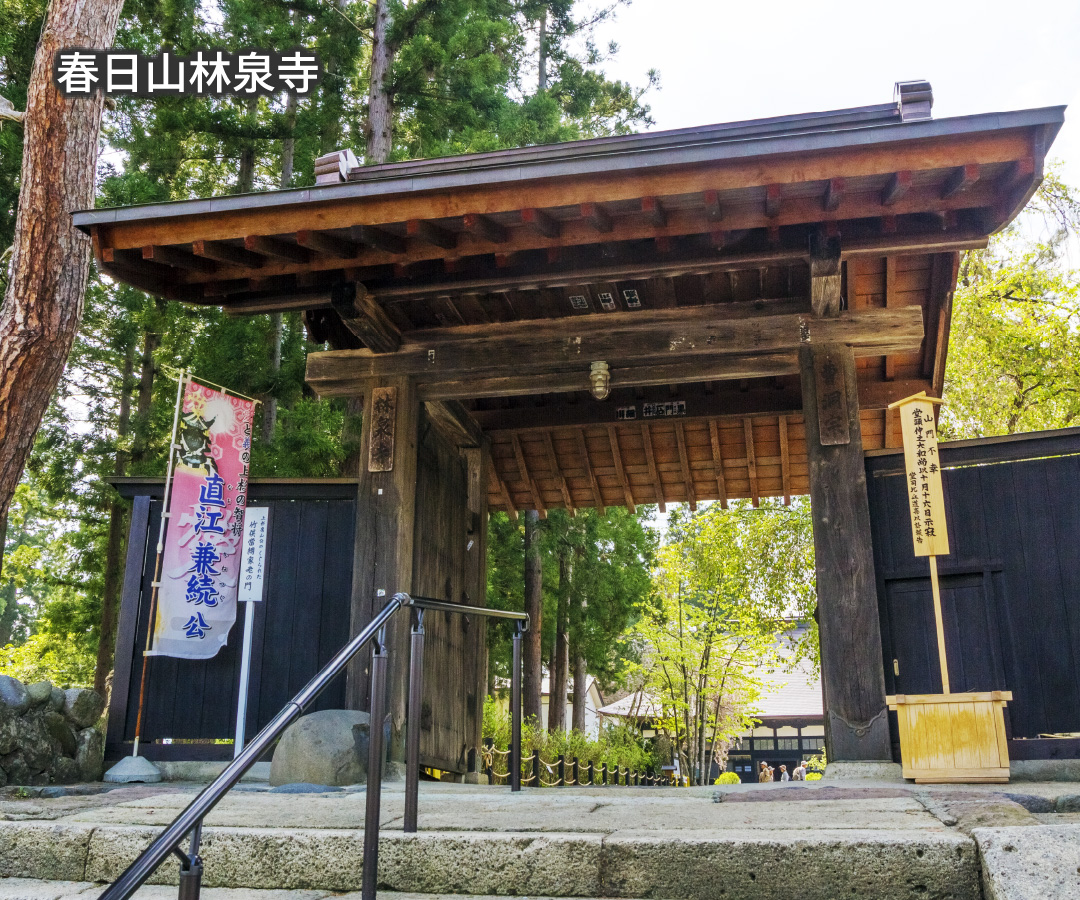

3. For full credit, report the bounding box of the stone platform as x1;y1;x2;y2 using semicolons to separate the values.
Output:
1;779;1079;899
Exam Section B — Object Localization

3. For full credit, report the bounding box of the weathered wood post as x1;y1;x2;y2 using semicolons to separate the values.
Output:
588;760;595;785
573;756;580;786
558;753;565;786
348;376;420;763
798;233;891;763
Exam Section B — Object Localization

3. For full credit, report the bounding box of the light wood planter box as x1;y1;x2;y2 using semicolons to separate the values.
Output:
886;691;1013;783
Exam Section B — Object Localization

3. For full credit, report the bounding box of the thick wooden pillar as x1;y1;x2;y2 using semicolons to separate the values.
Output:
347;375;420;761
799;341;891;761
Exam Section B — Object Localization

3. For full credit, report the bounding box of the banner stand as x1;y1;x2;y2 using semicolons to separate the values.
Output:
234;507;270;758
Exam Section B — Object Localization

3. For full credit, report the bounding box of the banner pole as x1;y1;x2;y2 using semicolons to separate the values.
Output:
233;599;256;757
131;368;188;758
928;555;950;695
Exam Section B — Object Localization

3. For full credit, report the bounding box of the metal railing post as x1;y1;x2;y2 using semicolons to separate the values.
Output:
177;821;204;900
510;623;523;792
362;627;388;900
404;610;425;833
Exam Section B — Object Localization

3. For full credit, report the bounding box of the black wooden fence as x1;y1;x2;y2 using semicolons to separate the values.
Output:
106;479;358;762
865;428;1080;761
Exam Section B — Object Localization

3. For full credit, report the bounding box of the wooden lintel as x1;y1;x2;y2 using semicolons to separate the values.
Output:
824;178;845;212
809;232;842;318
512;433;545;517
881;170;912;206
521;207;559;238
607;425;636;513
408;219;458;250
463;213;508;244
143;244;216;273
743;417;760;508
641;423;665;512
576;430;605;513
297;229;360;259
192;239;263;269
543;431;575;514
707;419;729;509
765;184;782;218
245;234;311;264
778;414;791;506
491;464;518;521
941;163;980;200
330;283;401;353
642;197;666;228
704;190;723;223
674;421;697;511
425;399;483;448
580;202;613;233
352;224;406;254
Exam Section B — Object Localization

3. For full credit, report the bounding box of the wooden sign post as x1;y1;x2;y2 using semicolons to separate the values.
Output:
885;392;1011;783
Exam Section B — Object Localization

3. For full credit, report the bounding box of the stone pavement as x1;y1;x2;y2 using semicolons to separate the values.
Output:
0;779;1078;898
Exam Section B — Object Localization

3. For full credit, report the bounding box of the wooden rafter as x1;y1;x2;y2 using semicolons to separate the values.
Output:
408;219;457;250
581;203;612;233
707;419;729;509
606;425;636;513
542;431;575;514
704;190;723;223
881;171;912;206
824;178;845;212
765;184;782;218
941;163;980;199
492;463;518;521
674;421;697;511
143;245;215;273
778;414;791;506
511;433;545;518
192;240;262;269
297;229;359;258
640;422;666;512
743;417;760;508
464;213;508;244
576;429;605;513
244;235;310;263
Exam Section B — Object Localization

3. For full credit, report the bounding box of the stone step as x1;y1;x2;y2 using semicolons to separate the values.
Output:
0;885;622;900
0;822;980;899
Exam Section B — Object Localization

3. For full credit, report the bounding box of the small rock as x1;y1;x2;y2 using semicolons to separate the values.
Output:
712;790;724;803
2;751;31;785
42;711;77;758
13;716;55;773
0;676;29;715
49;756;80;785
1055;794;1080;813
75;728;104;781
1000;792;1055;813
25;681;53;707
269;709;370;787
48;687;65;713
63;688;105;729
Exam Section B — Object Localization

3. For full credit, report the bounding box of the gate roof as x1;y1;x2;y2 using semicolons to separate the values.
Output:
74;84;1064;515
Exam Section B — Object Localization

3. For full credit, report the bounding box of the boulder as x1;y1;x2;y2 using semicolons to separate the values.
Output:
14;716;55;773
48;687;65;713
0;713;18;756
269;709;371;787
25;681;53;707
43;711;77;758
0;675;29;715
75;727;104;781
2;751;31;785
49;756;80;785
63;688;104;729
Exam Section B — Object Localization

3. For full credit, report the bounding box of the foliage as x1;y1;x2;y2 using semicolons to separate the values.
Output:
941;168;1080;438
806;748;827;773
482;695;655;784
805;773;822;781
714;771;740;784
0;633;95;688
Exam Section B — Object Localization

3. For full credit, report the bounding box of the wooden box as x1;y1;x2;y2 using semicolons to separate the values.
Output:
886;691;1012;783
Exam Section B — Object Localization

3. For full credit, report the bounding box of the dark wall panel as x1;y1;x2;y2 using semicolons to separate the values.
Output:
867;430;1080;756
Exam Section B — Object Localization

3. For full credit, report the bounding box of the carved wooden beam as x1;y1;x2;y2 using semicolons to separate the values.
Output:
192;240;263;269
330;282;401;353
810;232;842;318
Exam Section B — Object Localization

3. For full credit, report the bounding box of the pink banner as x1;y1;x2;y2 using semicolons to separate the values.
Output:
148;380;255;659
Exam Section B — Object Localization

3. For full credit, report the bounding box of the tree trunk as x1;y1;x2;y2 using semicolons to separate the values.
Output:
129;324;160;470
571;581;587;731
366;0;394;165
548;544;569;732
0;510;15;646
538;10;548;92
523;510;543;724
236;98;258;194
0;0;125;582
94;341;134;696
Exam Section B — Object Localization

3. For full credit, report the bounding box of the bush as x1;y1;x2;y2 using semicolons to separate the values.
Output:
481;696;656;785
0;633;95;688
805;772;822;781
714;771;740;784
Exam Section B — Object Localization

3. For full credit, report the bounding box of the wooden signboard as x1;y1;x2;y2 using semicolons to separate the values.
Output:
885;391;1011;783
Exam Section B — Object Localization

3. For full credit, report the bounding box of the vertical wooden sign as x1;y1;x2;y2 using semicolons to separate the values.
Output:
813;346;851;446
893;393;950;557
368;386;398;472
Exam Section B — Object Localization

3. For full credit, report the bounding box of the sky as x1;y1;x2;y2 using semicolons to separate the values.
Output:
594;0;1080;182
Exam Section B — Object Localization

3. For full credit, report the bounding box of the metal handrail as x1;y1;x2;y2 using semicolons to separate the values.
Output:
99;592;528;900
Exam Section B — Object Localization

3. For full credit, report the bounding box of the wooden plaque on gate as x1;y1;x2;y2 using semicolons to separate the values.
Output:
813;347;851;446
368;386;397;472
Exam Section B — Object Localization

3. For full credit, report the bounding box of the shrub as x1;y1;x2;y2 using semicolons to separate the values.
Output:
805;772;822;781
0;633;95;688
714;771;740;784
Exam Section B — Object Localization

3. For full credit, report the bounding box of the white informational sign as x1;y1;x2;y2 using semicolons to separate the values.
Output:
239;507;269;602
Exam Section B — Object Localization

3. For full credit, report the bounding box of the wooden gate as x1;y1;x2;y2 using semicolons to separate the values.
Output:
106;480;357;762
866;429;1080;761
